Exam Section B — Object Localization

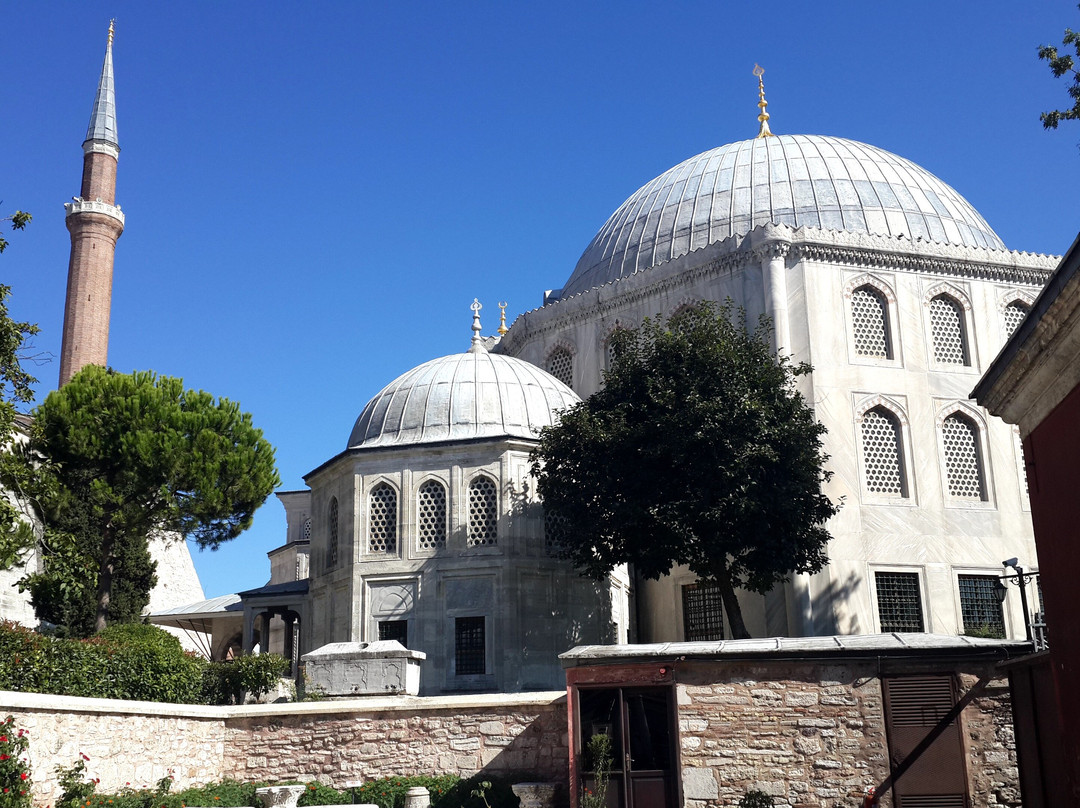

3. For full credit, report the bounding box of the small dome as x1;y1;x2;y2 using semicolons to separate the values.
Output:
562;134;1005;298
348;351;580;448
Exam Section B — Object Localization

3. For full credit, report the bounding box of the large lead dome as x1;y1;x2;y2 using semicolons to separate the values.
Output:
348;350;580;448
562;134;1005;298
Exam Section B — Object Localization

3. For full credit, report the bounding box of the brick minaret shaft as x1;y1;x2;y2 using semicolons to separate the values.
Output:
59;21;125;386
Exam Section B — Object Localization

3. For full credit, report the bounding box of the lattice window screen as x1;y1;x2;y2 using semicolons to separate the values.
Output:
682;582;725;641
943;414;985;499
301;517;311;541
467;476;498;546
861;408;906;496
1003;301;1030;338
852;286;891;358
368;483;398;553
605;339;618;370
958;575;1005;638
327;498;339;567
930;295;968;364
546;349;574;387
875;571;925;632
416;480;447;550
544;508;568;556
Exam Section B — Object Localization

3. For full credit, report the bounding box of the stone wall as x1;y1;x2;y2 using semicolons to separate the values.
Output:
0;690;567;806
674;661;1018;808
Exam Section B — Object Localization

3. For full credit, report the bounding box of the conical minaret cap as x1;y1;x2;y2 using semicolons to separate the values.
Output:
84;20;119;148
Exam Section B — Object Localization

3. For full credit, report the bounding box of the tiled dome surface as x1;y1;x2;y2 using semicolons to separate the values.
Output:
563;135;1004;298
348;351;580;448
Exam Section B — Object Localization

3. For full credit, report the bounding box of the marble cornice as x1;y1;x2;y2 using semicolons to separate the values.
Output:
502;225;1055;350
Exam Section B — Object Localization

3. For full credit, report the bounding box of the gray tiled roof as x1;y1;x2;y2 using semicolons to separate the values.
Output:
349;350;580;448
563;135;1005;298
84;36;118;146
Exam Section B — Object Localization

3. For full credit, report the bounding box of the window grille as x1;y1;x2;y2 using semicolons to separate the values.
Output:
861;407;906;496
682;582;725;641
958;575;1005;638
544;507;568;556
1003;300;1030;339
301;517;311;541
417;480;447;550
875;571;924;632
378;619;408;647
467;476;498;547
605;338;618;370
942;414;985;500
852;286;891;358
546;348;574;387
368;483;398;553
930;295;969;364
455;616;486;675
327;498;339;568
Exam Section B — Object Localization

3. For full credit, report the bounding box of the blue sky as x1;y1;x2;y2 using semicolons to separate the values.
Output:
5;2;1080;599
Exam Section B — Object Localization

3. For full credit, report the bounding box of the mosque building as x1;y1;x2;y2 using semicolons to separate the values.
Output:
19;28;1057;695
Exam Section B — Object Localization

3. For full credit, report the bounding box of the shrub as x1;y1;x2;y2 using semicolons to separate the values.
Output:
0;716;31;808
55;756;97;808
297;781;351;806
739;790;776;808
202;654;290;705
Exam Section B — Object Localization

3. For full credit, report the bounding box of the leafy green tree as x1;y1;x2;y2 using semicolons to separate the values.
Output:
0;210;40;568
1039;7;1080;129
531;302;838;639
29;366;280;633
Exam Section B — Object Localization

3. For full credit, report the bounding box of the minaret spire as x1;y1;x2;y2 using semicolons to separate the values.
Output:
59;22;126;386
753;64;775;138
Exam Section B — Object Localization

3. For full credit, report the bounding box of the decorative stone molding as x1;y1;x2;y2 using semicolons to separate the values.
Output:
924;281;973;311
854;394;910;427
83;140;120;159
510;782;557;808
998;289;1036;312
934;400;987;431
64;197;125;225
843;272;897;304
255;785;306;808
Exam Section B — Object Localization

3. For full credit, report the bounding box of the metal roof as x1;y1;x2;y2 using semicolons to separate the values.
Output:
85;28;118;147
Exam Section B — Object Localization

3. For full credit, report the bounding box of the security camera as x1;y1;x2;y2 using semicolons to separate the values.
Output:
1003;557;1019;569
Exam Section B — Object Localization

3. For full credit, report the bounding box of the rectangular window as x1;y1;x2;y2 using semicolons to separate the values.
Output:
958;575;1005;638
875;571;925;632
455;616;486;675
378;619;408;647
682;581;724;641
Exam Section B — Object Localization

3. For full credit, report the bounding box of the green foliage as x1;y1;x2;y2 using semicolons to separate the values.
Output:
0;620;212;703
531;302;838;638
55;756;97;808
580;733;613;808
962;623;1006;640
1039;6;1080;129
351;774;518;808
202;653;290;705
29;366;280;632
739;789;776;808
0;716;32;808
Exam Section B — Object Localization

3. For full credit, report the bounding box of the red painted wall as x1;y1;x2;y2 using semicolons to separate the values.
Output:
1023;381;1080;803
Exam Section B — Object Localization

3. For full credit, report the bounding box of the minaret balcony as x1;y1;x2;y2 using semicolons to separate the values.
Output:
64;197;125;225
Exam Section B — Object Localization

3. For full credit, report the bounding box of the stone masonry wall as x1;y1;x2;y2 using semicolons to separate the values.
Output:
1;690;567;807
674;661;1019;808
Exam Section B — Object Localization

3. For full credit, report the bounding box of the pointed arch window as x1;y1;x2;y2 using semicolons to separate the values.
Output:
467;475;498;547
327;498;339;568
417;479;447;550
1003;300;1030;339
851;285;892;359
546;348;574;388
929;294;969;365
368;482;398;553
861;406;907;497
942;412;986;500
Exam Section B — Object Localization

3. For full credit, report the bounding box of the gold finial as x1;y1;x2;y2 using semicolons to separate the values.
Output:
108;19;116;47
497;302;509;336
753;64;774;138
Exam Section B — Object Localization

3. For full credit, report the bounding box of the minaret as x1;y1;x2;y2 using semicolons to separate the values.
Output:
59;21;125;386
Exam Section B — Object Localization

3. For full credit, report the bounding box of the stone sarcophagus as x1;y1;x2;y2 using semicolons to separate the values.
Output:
301;641;426;697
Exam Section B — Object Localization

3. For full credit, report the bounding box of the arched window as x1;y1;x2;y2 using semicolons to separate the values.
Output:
546;348;573;388
851;285;892;359
929;294;969;365
942;413;986;500
416;479;447;550
368;483;398;553
860;407;907;497
1003;300;1030;339
301;517;311;541
327;498;339;567
467;475;498;547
